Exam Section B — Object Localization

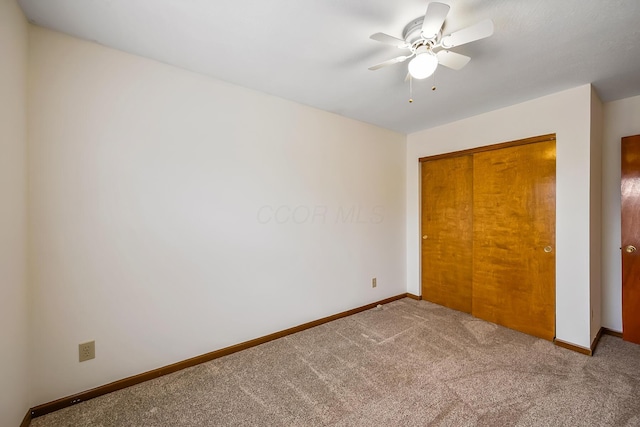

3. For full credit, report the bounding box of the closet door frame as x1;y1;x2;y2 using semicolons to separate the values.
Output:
418;134;556;163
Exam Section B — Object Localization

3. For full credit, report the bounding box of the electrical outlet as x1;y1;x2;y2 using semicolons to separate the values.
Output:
79;341;95;362
372;277;377;288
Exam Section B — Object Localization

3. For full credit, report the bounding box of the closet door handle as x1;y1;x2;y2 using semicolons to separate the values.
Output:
626;245;637;253
543;246;553;253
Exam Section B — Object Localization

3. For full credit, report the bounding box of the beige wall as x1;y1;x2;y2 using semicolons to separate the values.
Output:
602;94;640;331
0;0;30;424
406;85;596;348
28;27;406;405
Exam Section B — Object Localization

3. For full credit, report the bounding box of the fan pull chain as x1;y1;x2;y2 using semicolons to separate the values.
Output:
409;75;413;103
432;70;437;91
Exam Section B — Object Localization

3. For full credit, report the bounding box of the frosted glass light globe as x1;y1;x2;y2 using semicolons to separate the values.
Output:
408;51;438;79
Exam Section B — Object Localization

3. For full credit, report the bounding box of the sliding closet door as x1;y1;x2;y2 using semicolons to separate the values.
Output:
421;155;473;313
472;140;556;340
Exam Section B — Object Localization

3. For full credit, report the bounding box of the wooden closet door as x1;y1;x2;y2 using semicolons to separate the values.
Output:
472;140;556;340
622;135;640;344
421;155;473;313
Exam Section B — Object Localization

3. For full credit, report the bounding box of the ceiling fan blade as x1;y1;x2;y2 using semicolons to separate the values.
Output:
370;32;409;48
436;50;471;70
441;19;494;48
368;55;410;71
421;2;450;39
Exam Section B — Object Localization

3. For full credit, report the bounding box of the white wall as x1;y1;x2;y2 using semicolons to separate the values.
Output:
602;94;640;332
406;85;595;348
0;0;30;424
28;27;406;405
589;87;603;343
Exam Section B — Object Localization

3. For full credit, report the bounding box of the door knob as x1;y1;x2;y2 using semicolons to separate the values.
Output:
422;235;428;240
543;246;553;253
626;245;637;253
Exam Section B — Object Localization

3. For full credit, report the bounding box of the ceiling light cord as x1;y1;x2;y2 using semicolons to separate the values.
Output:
409;75;413;103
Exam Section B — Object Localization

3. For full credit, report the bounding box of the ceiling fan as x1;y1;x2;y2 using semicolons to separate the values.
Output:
368;2;494;80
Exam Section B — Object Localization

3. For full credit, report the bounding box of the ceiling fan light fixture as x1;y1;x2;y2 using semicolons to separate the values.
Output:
368;2;494;82
408;49;438;79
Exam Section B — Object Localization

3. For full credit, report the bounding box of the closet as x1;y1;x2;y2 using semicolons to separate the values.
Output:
420;134;556;341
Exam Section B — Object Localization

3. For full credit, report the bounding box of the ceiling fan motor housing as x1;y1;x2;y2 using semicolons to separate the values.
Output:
403;17;441;51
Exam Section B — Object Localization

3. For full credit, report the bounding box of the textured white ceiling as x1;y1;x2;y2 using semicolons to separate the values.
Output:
17;0;640;133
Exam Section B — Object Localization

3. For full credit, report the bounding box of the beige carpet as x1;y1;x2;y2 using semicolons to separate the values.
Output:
31;298;640;426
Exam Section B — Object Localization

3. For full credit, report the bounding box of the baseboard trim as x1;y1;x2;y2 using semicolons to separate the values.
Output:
406;293;422;300
590;327;604;355
554;338;592;356
554;326;625;357
20;409;31;427
30;293;408;419
602;327;623;338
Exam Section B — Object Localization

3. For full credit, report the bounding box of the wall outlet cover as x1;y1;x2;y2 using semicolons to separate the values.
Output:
79;341;95;362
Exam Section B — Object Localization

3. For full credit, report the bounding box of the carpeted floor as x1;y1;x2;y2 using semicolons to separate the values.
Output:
31;298;640;426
